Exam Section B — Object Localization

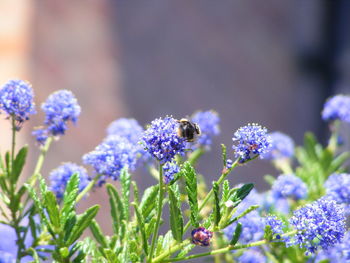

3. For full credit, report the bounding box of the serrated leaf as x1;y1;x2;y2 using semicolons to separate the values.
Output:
104;248;120;262
182;162;199;228
106;183;124;235
168;184;183;242
176;243;195;258
140;185;159;218
145;217;157;239
67;205;100;245
90;219;108;247
11;145;28;183
132;202;148;255
222;180;230;203
63;212;77;242
61;173;80;225
44;191;60;229
120;168;131;221
221;144;227;167
213;182;221;227
230;222;242;245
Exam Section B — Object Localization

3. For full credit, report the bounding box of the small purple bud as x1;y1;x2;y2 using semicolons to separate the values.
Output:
191;227;213;246
226;159;233;169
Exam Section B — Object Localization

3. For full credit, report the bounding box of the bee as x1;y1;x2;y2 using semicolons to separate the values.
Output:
177;118;201;142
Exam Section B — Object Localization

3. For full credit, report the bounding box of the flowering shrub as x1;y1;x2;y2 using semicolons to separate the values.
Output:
0;81;349;263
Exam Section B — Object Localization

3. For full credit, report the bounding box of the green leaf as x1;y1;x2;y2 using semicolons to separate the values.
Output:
11;145;28;183
104;248;120;263
61;173;80;225
132;202;148;255
230;222;242;245
67;205;100;245
221;144;227;167
120;168;131;221
235;183;254;202
221;180;230;203
44;191;61;229
5;151;10;175
25;184;50;228
213;182;221;227
89;219;108;248
168;184;183;242
329;152;350;173
132;181;139;205
140;185;159;219
182;162;199;228
304;132;318;161
106;183;124;235
176;243;195;258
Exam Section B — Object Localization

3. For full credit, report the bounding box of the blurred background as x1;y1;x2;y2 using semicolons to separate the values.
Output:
1;0;350;235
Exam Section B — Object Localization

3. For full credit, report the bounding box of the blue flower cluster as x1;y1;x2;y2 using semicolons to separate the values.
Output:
0;220;33;262
271;174;308;201
238;249;266;263
288;198;346;254
107;118;144;145
322;94;350;123
262;132;294;160
33;90;81;144
325;173;350;213
224;210;265;244
163;161;180;184
191;110;220;148
265;215;284;238
83;135;138;185
0;79;36;127
49;163;90;200
141;116;186;164
232;123;272;163
106;118;148;164
315;231;350;262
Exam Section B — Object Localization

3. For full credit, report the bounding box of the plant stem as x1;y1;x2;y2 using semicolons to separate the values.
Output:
148;163;164;263
28;137;53;187
76;174;102;203
11;117;16;177
183;158;239;233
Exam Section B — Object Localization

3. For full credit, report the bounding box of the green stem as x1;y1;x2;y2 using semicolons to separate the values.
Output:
11;117;16;178
148;163;164;263
76;174;102;203
28;137;53;187
188;148;205;166
183;158;239;233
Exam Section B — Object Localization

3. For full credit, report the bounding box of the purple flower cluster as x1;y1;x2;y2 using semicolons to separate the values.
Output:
83;135;138;185
232;124;272;163
322;94;350;123
238;249;266;263
265;215;284;239
49;163;90;199
288;198;346;254
107;117;149;165
107;118;143;145
325;173;350;213
0;79;36;127
0;220;33;262
162;161;180;184
33;90;81;144
224;211;265;244
271;174;308;201
262;132;294;160
141;117;186;164
191;110;220;148
315;231;350;262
